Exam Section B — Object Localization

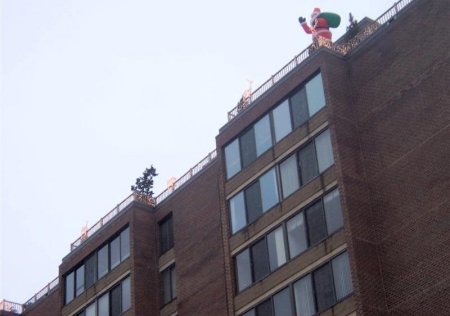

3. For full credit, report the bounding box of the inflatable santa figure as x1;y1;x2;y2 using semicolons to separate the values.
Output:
299;8;341;42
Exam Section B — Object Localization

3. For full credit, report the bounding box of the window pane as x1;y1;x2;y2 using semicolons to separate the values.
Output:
111;285;121;316
298;142;319;184
110;236;121;269
85;303;96;316
272;100;292;142
85;254;96;289
160;216;173;254
75;265;85;296
324;189;344;234
120;227;130;260
245;182;262;224
273;287;294;316
235;249;252;291
313;263;336;312
97;244;109;279
286;212;308;258
161;266;174;304
241;128;257;168
293;274;316;316
251;239;270;281
332;252;353;300
122;277;131;311
98;292;109;316
65;271;74;304
291;88;309;128
256;299;273;316
305;201;328;245
171;267;177;299
230;192;246;234
254;115;272;156
242;309;256;316
225;139;241;178
306;73;326;116
267;226;287;271
280;155;300;198
259;168;279;212
315;129;334;173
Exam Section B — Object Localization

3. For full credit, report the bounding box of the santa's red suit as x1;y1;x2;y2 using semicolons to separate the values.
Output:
300;8;332;41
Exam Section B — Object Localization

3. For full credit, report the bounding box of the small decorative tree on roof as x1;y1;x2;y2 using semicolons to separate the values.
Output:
131;165;157;205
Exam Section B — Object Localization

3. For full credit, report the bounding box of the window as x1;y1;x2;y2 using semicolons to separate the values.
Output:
85;254;96;289
323;189;344;234
159;215;174;254
110;285;121;316
121;276;132;312
254;114;272;156
161;265;176;305
273;287;294;316
230;192;246;234
229;167;278;233
241;128;257;168
65;227;131;305
110;236;121;270
97;244;109;279
65;272;75;304
235;249;252;292
267;226;287;271
332;252;353;300
315;129;334;173
298;142;319;184
293;274;316;316
305;72;326;116
272;100;292;142
74;276;131;316
305;200;328;245
234;190;344;291
75;265;85;296
291;88;309;129
286;212;308;258
225;72;326;180
120;227;130;261
280;155;300;199
225;139;241;179
98;292;109;316
85;303;96;316
241;251;353;316
259;168;279;212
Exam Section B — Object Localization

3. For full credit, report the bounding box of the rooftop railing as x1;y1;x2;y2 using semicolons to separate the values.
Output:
0;300;23;314
22;277;59;310
70;149;217;251
227;0;413;121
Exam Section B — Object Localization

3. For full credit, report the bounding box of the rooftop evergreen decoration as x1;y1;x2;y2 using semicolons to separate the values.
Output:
131;166;157;203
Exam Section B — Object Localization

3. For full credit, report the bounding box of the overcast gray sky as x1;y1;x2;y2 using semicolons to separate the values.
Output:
1;0;396;303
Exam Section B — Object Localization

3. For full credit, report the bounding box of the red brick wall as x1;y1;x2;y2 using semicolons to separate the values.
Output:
328;0;450;314
155;161;228;315
22;288;60;316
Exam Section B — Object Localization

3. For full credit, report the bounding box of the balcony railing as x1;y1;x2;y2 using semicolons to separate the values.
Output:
22;277;59;311
0;300;23;314
227;0;413;121
70;149;217;251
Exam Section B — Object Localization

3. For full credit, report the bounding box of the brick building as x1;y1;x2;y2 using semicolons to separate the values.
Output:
1;0;449;315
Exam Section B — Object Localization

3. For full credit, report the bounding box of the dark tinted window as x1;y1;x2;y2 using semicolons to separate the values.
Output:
251;239;269;281
97;244;109;279
306;201;327;245
85;254;96;288
313;263;336;311
245;182;262;224
159;215;174;254
273;287;293;316
291;88;309;128
240;128;257;168
110;236;121;269
111;285;121;316
298;142;319;184
256;299;273;316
